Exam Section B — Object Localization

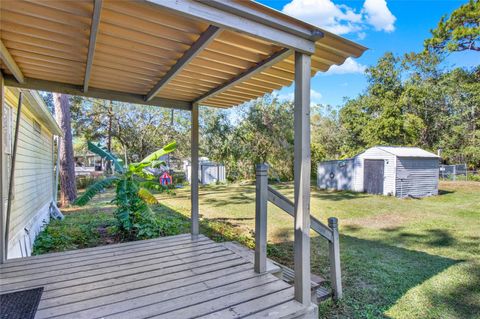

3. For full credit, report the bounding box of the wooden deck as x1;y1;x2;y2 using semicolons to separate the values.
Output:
0;234;317;319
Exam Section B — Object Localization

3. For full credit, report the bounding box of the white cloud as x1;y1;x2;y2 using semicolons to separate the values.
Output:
363;0;396;32
282;0;396;36
283;0;362;35
275;89;322;104
310;89;322;103
326;57;367;75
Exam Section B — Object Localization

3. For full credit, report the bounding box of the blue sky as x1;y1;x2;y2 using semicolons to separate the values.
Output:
254;0;477;107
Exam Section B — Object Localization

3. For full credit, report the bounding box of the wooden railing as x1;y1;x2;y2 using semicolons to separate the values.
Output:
254;163;343;300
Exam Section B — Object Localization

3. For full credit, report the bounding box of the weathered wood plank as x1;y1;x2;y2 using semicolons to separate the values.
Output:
0;234;315;318
42;255;247;300
38;268;265;319
241;300;307;318
1;242;222;280
223;242;280;275
39;262;252;309
0;248;236;292
150;280;290;319
197;287;295;318
0;236;212;273
1;233;198;267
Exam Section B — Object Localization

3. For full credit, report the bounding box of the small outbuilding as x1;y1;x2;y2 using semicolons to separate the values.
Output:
184;158;226;185
317;146;439;198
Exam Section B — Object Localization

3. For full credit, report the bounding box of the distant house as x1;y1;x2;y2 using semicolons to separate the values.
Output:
2;88;62;258
317;146;440;198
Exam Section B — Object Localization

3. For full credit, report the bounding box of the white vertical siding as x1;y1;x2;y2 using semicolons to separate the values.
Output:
4;91;55;258
352;148;396;195
395;157;439;198
317;159;354;190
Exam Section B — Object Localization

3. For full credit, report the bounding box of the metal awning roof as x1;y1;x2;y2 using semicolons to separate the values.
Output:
0;0;367;110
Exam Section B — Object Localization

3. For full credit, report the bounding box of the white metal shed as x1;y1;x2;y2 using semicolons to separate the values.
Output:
317;146;440;198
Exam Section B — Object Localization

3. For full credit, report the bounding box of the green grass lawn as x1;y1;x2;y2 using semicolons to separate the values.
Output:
154;181;480;319
34;181;479;318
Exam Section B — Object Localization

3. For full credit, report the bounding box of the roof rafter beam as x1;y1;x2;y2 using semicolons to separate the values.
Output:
0;40;25;84
145;0;316;54
3;75;192;111
198;0;324;41
145;25;221;102
83;0;103;92
194;48;292;105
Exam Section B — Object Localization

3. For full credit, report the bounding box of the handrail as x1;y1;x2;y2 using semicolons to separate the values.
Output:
254;163;343;300
267;186;333;242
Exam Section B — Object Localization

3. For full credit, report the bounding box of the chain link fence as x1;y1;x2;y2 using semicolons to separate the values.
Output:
439;164;479;181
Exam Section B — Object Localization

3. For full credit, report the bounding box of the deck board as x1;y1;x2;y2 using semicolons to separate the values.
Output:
0;234;317;318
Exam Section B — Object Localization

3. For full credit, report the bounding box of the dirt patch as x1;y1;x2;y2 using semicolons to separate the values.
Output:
97;225;119;245
345;213;410;230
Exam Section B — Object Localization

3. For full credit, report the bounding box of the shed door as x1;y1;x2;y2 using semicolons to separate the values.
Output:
364;160;384;194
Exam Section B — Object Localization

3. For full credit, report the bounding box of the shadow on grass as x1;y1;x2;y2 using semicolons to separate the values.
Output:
438;189;456;195
154;202;471;318
266;227;470;318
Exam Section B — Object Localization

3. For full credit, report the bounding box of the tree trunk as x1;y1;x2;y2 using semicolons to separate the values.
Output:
54;93;77;206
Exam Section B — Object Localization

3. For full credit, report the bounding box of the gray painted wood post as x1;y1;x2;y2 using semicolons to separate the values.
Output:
328;217;342;300
191;103;199;240
293;51;311;305
0;73;5;263
255;163;268;273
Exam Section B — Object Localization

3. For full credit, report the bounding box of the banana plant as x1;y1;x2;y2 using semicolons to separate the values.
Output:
75;141;177;239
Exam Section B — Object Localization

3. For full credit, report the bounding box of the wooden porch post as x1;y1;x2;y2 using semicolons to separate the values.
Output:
293;51;311;305
191;102;199;239
0;73;5;263
254;163;268;273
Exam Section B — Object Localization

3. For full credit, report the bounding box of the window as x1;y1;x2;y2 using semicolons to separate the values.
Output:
33;119;41;135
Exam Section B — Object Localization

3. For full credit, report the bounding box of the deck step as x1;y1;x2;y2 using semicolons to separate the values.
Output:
272;263;331;304
221;242;282;275
222;242;332;304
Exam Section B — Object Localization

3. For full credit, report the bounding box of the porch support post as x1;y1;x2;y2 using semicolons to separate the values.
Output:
293;51;311;305
254;163;268;273
0;73;5;263
191;102;199;239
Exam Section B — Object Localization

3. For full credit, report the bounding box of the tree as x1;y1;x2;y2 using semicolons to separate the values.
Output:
424;0;480;54
54;93;77;206
75;142;177;240
71;99;191;164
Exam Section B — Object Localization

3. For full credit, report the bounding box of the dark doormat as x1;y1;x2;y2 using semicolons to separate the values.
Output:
0;287;43;319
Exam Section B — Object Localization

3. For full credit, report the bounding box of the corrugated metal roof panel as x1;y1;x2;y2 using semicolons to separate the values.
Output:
376;146;439;158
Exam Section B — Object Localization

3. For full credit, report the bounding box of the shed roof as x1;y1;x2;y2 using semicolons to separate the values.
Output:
0;0;367;110
376;146;439;158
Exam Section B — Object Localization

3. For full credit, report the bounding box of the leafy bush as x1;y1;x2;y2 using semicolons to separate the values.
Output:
75;142;177;240
33;205;190;255
33;212;116;255
467;173;480;182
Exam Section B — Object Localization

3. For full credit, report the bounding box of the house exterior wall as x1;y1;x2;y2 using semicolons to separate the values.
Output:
352;148;396;195
317;159;354;190
395;157;439;198
3;88;56;258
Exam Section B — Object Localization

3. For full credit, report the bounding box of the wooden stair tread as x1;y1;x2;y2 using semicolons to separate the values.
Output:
221;242;281;275
222;242;331;304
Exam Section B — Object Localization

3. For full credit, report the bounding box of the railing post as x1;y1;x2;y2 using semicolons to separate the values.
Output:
191;102;199;240
328;217;342;300
255;163;268;273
